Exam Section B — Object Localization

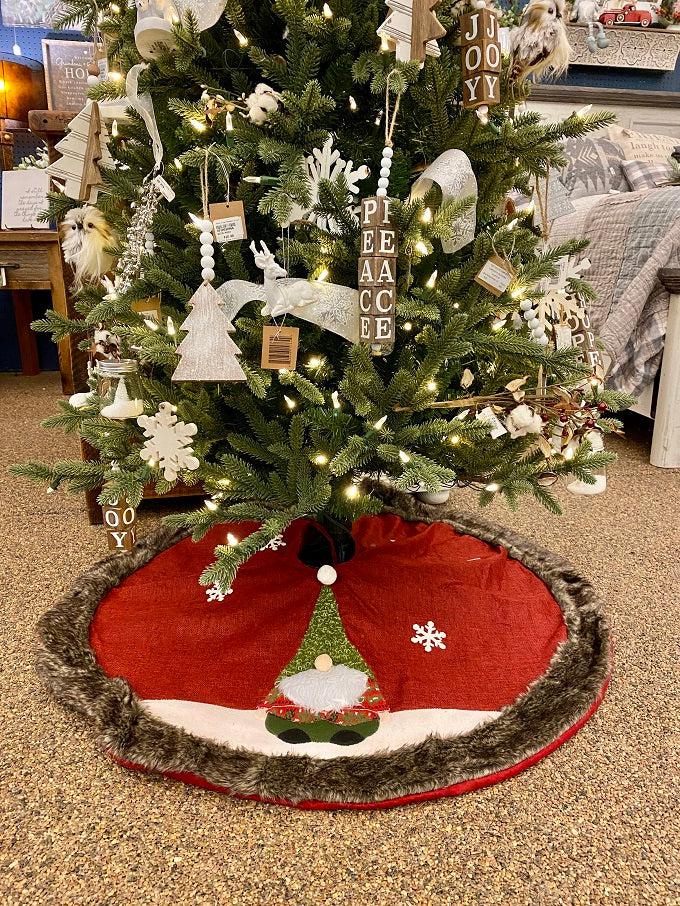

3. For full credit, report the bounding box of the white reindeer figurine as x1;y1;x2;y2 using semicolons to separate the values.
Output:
217;242;362;343
250;241;318;317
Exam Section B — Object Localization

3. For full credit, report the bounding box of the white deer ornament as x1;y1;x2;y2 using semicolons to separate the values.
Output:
217;242;361;343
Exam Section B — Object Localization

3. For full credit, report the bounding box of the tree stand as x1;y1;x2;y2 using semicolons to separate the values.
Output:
36;487;610;810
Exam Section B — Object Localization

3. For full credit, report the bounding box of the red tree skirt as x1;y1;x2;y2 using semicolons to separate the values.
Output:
37;491;610;809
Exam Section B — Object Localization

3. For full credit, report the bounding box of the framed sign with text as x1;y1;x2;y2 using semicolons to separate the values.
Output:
41;38;93;111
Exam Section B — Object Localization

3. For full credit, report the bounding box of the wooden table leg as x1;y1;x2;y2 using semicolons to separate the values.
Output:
11;289;40;376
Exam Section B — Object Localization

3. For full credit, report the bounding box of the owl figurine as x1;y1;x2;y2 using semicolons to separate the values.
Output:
60;206;116;291
510;0;571;83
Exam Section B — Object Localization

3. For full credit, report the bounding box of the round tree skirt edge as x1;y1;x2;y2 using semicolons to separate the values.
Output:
36;486;611;810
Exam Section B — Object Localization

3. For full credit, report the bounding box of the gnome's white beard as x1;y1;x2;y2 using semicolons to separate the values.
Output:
278;665;368;713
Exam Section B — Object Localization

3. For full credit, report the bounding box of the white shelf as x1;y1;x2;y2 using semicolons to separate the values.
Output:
566;24;680;70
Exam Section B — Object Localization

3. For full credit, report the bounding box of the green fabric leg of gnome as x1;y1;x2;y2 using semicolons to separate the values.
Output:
263;588;388;746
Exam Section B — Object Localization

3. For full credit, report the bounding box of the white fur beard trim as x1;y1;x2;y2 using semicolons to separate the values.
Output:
278;665;369;713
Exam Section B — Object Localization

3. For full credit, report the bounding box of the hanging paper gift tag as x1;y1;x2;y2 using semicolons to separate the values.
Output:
474;255;515;297
261;325;300;370
210;201;247;243
132;296;162;321
154;175;176;202
103;497;137;552
476;406;508;439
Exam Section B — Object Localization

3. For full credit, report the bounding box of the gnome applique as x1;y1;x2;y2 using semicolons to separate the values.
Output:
262;587;388;745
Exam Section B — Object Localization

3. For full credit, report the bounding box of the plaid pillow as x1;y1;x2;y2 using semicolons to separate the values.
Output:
621;159;672;191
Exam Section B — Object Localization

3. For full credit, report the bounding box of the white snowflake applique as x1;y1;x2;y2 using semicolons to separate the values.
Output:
411;621;447;653
262;533;287;551
536;256;590;325
283;135;369;233
137;402;200;481
205;583;233;602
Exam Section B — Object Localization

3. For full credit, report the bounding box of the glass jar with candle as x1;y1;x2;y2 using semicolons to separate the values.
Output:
97;359;145;420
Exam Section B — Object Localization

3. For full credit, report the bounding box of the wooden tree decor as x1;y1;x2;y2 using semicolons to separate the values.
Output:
460;8;502;112
46;101;115;204
378;0;446;63
358;197;398;355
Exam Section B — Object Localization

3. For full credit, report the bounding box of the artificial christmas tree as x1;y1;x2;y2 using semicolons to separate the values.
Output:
16;0;630;804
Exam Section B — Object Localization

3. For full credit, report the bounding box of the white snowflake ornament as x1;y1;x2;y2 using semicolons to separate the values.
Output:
411;620;447;652
137;402;200;481
262;533;287;551
283;135;369;233
205;583;233;602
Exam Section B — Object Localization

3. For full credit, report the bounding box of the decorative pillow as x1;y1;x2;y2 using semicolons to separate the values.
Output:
606;126;678;163
557;134;628;199
621;159;673;191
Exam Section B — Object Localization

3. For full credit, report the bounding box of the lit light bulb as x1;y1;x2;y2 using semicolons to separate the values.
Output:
449;435;461;445
144;318;159;331
510;286;525;299
349;95;358;111
227;532;239;546
380;32;391;51
373;415;387;430
331;390;341;410
453;302;460;309
485;482;500;493
345;484;359;499
564;445;575;461
398;450;411;464
234;29;249;46
174;157;183;170
110;2;121;12
420;207;432;224
226;111;234;131
403;322;413;332
148;458;157;468
284;395;296;410
108;70;123;83
308;356;322;368
576;104;593;119
506;218;518;231
313;453;329;466
205;499;218;512
322;2;333;17
492;318;506;331
111;119;119;138
316;267;329;282
0;80;5;92
426;270;438;289
415;240;429;255
166;317;176;336
426;380;437;392
218;478;231;487
189;118;207;132
46;486;55;494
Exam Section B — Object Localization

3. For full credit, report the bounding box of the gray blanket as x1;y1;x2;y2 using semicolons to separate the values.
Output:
551;187;680;397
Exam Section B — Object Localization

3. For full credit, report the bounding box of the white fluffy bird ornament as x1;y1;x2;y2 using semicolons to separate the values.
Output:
60;206;116;291
510;0;571;83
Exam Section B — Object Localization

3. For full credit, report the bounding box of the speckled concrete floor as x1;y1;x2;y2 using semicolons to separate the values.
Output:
1;374;678;905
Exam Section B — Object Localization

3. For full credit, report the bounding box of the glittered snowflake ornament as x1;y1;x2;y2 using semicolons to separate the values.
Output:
283;135;369;233
137;402;200;481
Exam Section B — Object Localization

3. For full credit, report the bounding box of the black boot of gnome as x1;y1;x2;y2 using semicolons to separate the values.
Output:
298;517;356;568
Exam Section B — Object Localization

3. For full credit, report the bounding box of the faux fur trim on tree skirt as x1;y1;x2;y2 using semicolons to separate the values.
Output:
35;487;610;808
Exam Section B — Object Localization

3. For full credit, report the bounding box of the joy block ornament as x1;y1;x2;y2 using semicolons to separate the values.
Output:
103;498;137;553
460;7;502;113
358;197;398;354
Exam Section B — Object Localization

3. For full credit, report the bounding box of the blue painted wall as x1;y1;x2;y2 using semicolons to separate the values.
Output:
561;57;680;92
